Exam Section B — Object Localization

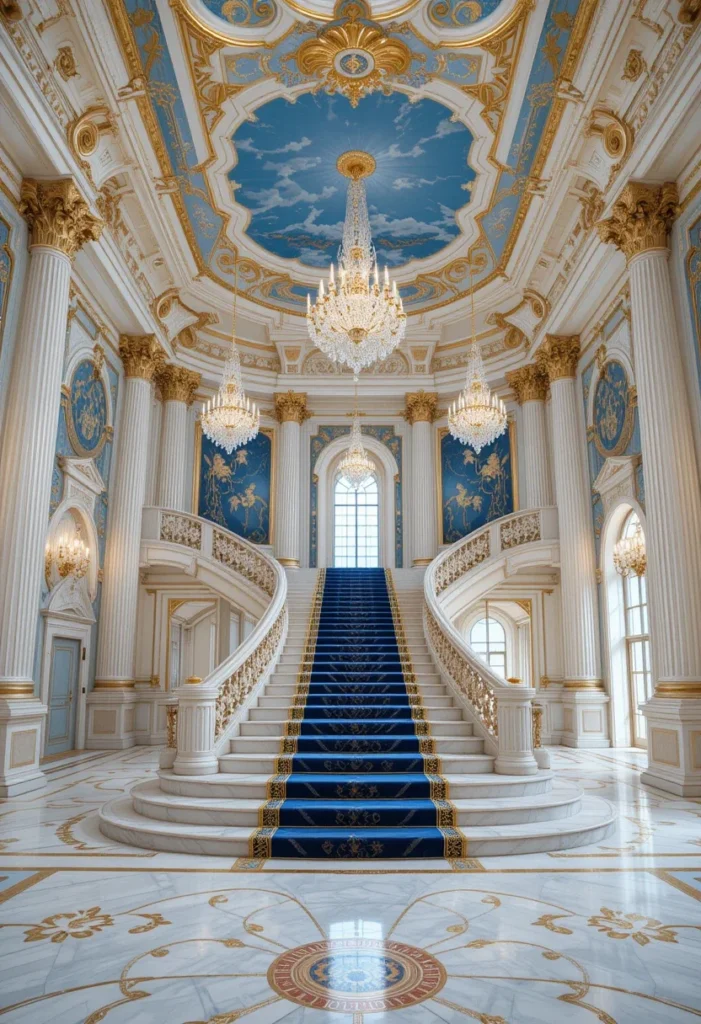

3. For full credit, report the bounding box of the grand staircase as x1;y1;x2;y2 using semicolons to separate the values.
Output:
100;566;614;859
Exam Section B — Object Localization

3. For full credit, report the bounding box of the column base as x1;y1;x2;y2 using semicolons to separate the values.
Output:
641;694;701;796
278;558;300;569
86;688;138;749
412;558;432;567
560;689;610;748
0;696;48;797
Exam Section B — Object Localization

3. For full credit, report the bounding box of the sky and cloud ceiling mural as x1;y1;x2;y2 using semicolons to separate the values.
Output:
231;92;475;270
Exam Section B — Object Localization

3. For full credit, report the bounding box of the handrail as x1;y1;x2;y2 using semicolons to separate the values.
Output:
141;508;288;774
424;507;559;775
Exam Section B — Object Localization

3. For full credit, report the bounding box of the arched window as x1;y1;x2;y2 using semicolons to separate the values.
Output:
334;475;379;568
621;510;652;747
470;617;507;678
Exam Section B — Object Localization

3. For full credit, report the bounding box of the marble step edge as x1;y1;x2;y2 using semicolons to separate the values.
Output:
98;794;615;858
228;737;486;754
217;753;496;774
238;720;474;737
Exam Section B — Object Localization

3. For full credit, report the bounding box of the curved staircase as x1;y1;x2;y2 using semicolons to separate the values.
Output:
100;543;615;858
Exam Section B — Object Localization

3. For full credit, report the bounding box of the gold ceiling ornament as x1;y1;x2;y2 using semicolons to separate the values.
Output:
585;108;635;182
274;391;312;424
294;0;413;108
505;365;549;404
156;364;202;406
54;45;78;81
598;182;679;263
19;178;103;259
622;48;647;82
0;0;21;20
118;334;166;381
403;391;439;424
489;311;527;350
578;179;605;232
536;335;580;382
676;0;700;23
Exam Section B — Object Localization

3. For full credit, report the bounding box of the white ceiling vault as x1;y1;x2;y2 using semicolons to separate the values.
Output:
0;0;700;398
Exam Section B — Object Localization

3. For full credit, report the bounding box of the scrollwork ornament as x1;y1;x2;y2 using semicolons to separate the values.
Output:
505;366;548;404
19;178;102;259
156;364;201;405
536;335;581;382
118;335;165;381
274;391;311;424
404;391;438;424
500;511;541;548
598;182;679;263
435;530;490;594
160;513;202;549
676;0;700;24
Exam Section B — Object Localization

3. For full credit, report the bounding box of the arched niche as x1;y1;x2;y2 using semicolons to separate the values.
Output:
314;435;400;569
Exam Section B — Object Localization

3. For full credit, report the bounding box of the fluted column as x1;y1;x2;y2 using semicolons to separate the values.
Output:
537;336;608;747
92;336;164;704
404;391;438;567
600;182;701;794
155;364;200;511
0;180;101;794
506;365;552;508
274;391;309;568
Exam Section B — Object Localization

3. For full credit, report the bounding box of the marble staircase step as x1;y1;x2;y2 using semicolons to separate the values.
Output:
227;735;486;755
217;751;496;774
237;718;474;737
249;704;466;721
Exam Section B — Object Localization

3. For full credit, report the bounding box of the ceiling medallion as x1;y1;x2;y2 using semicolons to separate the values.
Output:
295;0;412;108
307;151;406;377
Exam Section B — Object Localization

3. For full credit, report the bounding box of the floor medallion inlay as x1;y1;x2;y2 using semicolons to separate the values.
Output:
268;937;446;1012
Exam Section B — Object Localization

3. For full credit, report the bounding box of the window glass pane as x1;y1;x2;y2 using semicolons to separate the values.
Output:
334;473;379;568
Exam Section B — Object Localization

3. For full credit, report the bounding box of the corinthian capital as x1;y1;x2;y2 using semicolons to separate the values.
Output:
19;178;103;259
404;390;438;424
536;336;580;382
119;335;165;381
506;365;549;404
274;391;310;424
156;364;201;405
598;182;679;262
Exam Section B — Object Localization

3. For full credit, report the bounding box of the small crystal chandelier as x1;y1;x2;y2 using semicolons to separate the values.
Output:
307;150;406;377
46;525;90;581
614;523;647;577
201;258;259;455
339;385;375;490
448;260;507;453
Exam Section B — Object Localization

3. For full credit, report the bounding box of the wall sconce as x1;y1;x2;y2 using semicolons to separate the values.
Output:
613;525;647;578
45;526;90;581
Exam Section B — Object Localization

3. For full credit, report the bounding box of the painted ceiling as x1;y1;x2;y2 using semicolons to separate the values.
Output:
112;0;593;316
232;92;475;269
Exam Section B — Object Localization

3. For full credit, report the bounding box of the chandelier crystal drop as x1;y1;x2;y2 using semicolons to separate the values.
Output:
201;260;260;455
614;524;647;578
307;151;406;377
448;261;507;453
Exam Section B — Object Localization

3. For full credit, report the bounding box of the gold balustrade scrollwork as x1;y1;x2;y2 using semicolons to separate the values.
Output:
212;529;276;597
385;569;416;685
532;703;544;749
500;511;541;550
215;606;287;737
434;531;491;595
296;569;326;688
425;607;498;737
166;704;178;749
160;512;202;550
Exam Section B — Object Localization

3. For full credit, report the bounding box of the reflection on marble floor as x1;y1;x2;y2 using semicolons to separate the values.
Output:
0;747;700;1022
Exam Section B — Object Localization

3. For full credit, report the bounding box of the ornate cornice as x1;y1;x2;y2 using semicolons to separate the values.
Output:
536;336;581;382
404;390;439;424
156;364;201;405
598;182;679;263
506;365;549;404
274;391;311;424
119;335;165;381
19;178;103;259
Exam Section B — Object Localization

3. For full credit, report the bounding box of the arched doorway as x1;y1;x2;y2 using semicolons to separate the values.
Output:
333;474;380;568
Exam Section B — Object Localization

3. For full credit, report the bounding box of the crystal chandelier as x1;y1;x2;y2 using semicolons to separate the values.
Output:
46;525;90;581
201;259;259;455
307;150;406;377
448;261;507;453
339;386;375;490
614;524;647;577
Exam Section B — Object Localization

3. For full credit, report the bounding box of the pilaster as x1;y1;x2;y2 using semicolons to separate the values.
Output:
274;392;310;568
404;391;439;567
155;364;200;511
506;365;552;508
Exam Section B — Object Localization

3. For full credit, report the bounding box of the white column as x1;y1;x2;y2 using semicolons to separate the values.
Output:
600;182;701;794
172;681;219;776
494;687;539;775
155;365;200;511
538;336;609;747
506;366;553;508
89;336;163;748
405;391;438;566
274;391;308;568
0;179;101;794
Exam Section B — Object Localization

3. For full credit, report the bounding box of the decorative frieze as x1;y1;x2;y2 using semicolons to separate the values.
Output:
274;391;310;424
156;364;201;405
118;335;165;381
598;182;679;262
403;390;438;424
19;178;102;259
506;365;549;404
536;335;581;382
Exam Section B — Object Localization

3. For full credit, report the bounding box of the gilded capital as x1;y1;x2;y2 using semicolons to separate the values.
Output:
275;391;311;424
597;182;679;263
156;364;201;405
119;335;165;381
536;336;580;382
404;390;439;424
19;178;103;259
506;365;549;404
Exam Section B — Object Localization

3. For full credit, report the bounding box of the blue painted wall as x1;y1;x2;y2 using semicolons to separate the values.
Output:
197;429;272;545
440;428;514;544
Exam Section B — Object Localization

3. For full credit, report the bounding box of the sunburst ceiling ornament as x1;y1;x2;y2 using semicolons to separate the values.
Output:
295;0;412;108
307;151;406;377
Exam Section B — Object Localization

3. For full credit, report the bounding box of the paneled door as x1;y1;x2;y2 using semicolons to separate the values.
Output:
45;637;81;755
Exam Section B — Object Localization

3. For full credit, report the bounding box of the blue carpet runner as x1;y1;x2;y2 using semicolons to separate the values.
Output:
250;568;465;859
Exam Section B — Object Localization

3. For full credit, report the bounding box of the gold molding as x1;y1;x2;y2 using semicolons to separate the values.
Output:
563;679;605;691
92;680;135;690
19;178;102;259
598;182;679;263
654;682;701;697
0;682;34;698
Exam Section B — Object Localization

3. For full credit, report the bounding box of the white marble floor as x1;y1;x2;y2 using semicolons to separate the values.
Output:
1;747;700;1022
